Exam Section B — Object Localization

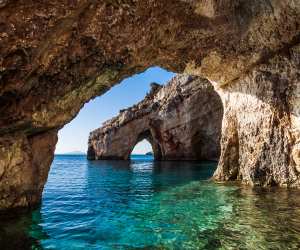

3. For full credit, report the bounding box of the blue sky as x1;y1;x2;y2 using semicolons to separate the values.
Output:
55;67;175;154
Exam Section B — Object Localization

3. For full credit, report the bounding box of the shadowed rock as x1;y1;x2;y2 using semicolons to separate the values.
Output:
0;0;300;211
88;75;223;161
213;44;300;187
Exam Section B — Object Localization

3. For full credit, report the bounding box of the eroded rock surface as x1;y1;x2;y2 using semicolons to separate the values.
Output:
0;130;57;210
88;75;223;161
1;1;299;137
0;0;300;211
214;44;300;187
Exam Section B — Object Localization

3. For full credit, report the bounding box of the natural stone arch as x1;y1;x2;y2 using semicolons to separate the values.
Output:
128;130;162;160
87;127;162;160
88;75;223;162
0;1;300;211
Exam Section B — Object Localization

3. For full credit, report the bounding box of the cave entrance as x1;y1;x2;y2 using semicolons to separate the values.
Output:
55;67;175;155
129;130;162;160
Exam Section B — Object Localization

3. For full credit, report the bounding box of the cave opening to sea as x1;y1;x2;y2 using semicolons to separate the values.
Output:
0;66;225;249
1;66;300;250
21;66;224;249
1;2;300;249
55;66;176;157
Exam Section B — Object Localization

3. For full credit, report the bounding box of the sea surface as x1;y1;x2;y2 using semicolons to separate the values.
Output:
1;155;300;250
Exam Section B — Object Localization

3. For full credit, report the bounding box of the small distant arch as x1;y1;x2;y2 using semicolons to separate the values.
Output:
128;129;162;160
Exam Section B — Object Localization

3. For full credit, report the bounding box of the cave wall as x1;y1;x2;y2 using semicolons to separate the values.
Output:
214;44;300;187
0;0;299;210
1;0;299;136
88;75;223;161
0;130;57;210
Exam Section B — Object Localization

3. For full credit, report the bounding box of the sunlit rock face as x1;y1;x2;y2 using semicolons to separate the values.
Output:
88;75;223;161
0;0;300;211
214;44;300;187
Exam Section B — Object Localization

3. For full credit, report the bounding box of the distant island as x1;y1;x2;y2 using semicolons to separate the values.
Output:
145;151;153;156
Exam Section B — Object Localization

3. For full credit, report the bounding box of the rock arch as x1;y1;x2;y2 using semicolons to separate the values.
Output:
88;75;223;161
87;122;164;161
129;130;162;160
0;1;300;211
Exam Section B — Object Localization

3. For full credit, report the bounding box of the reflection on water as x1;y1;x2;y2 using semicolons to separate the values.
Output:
0;155;300;250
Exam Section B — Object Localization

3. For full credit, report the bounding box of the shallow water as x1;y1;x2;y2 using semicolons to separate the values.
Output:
1;155;300;250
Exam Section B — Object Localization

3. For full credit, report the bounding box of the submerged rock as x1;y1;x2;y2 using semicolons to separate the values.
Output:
88;75;223;161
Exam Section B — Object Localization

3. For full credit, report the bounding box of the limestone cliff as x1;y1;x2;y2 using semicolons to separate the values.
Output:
88;75;223;161
213;44;300;187
0;0;300;211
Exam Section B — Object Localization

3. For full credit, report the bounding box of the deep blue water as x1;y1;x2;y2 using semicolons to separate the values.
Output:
1;155;300;249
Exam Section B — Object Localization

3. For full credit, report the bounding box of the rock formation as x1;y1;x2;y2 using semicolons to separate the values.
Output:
0;130;57;210
213;44;300;187
88;75;223;161
0;0;300;211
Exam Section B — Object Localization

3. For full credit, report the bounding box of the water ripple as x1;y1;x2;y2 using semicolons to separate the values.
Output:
0;156;300;249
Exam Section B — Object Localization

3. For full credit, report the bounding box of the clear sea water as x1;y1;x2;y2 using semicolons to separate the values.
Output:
1;155;300;250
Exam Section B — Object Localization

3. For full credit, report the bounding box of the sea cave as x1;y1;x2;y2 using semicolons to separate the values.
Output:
0;1;300;249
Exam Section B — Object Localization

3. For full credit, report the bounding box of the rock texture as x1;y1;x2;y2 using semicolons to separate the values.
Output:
0;0;300;211
213;44;300;187
88;75;223;161
0;130;57;210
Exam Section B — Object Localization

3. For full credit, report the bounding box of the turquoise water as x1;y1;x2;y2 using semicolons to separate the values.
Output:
1;155;300;249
